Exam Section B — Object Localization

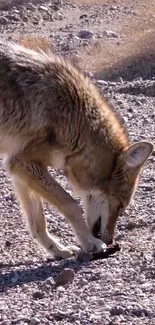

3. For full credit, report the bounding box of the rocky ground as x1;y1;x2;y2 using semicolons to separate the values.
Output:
0;0;155;324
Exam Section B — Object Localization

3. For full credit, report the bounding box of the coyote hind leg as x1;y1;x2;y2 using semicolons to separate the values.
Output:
12;176;78;259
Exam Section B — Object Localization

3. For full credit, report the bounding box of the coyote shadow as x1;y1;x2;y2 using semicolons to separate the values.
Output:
0;255;116;291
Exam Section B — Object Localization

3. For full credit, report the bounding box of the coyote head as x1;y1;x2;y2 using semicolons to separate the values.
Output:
84;141;153;245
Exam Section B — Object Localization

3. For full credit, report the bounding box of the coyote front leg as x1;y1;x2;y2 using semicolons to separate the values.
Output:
12;177;75;259
7;153;105;258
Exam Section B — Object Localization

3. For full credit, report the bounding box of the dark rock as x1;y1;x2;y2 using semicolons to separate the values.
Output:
32;291;44;300
77;29;93;39
55;268;75;286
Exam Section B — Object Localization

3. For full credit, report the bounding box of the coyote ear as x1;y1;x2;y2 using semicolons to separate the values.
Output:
124;141;153;168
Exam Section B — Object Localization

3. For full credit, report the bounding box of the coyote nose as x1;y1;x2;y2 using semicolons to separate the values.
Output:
92;216;101;239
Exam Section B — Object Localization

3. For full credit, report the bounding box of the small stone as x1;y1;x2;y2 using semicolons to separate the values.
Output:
110;5;118;10
78;277;88;287
97;80;108;85
125;221;137;230
22;15;29;23
55;268;75;286
152;251;155;258
5;240;11;247
77;29;93;39
25;259;33;265
13;9;19;14
30;317;40;325
41;284;51;293
22;284;29;292
110;306;125;316
119;116;128;125
112;316;121;325
103;30;118;38
0;16;8;25
45;277;55;286
39;5;49;12
32;291;44;300
97;298;104;305
57;286;66;292
27;3;36;10
11;275;18;284
80;14;87;19
52;5;60;11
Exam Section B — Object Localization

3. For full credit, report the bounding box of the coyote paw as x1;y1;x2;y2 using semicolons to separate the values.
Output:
51;245;81;260
79;236;106;253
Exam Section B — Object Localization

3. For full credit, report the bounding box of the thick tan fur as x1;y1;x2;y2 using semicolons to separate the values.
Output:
0;36;153;259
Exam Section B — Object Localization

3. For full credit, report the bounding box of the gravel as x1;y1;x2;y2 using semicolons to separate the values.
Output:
0;1;155;325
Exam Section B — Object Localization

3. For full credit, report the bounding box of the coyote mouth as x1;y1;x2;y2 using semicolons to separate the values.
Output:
92;216;101;239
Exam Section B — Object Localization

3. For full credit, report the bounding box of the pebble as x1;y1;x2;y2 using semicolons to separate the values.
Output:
97;298;105;305
112;315;122;325
22;284;29;292
25;259;34;265
39;5;49;13
32;291;44;300
30;317;40;325
103;29;118;38
56;12;63;20
5;240;11;247
55;268;75;286
110;6;118;10
125;221;137;230
78;277;88;287
80;14;88;19
22;15;29;23
45;277;55;286
27;3;36;11
110;306;125;316
11;275;18;284
77;29;94;39
97;80;108;85
57;286;66;292
0;16;8;25
41;284;51;293
119;116;128;125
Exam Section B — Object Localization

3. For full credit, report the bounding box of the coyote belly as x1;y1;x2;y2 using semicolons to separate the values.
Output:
0;36;153;259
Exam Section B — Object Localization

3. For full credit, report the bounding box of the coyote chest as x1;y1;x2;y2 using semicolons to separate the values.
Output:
51;150;65;170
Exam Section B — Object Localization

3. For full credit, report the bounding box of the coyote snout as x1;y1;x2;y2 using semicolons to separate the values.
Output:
83;191;111;245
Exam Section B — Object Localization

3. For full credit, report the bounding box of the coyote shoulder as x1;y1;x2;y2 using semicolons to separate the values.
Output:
0;36;153;259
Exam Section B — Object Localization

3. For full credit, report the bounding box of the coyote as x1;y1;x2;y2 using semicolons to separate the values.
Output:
0;36;153;259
